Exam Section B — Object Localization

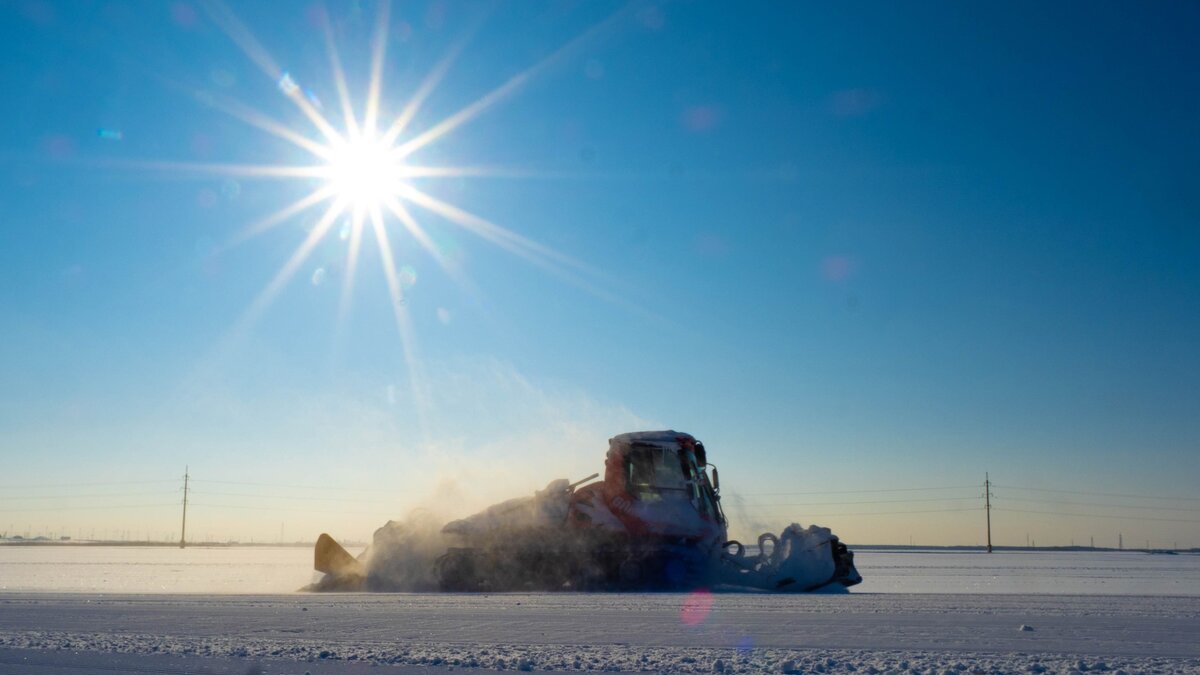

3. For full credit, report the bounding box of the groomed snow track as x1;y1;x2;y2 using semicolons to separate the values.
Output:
1;592;1197;674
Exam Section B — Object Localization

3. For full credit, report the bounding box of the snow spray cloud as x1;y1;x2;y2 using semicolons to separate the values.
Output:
360;511;448;591
377;356;659;517
722;492;774;543
299;357;658;590
327;478;611;591
159;355;655;545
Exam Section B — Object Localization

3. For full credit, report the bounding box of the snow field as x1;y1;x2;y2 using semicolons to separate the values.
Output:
3;631;1197;674
2;548;1198;673
0;592;1196;674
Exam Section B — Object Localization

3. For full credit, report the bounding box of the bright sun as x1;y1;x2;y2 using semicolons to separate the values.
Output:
323;130;403;213
153;2;623;422
177;0;616;356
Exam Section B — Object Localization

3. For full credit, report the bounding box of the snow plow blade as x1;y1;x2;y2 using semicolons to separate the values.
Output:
312;533;366;591
718;525;863;592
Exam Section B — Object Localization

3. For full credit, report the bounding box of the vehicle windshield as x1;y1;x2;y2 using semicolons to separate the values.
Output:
626;445;721;520
626;445;688;494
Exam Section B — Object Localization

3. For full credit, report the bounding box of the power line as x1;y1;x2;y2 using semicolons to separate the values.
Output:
0;477;408;495
994;507;1200;525
6;478;1193;503
179;467;189;549
734;484;978;497
999;497;1200;513
0;488;413;507
193;490;402;504
994;484;1200;502
190;479;400;493
0;491;180;501
729;506;984;518
0;503;181;512
733;496;982;508
0;480;178;489
189;502;390;516
984;472;993;553
842;507;984;516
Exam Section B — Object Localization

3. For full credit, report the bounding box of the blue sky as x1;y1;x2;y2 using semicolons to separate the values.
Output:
1;1;1197;547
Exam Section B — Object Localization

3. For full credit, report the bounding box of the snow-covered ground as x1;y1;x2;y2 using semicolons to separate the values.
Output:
1;547;1198;673
855;549;1200;595
4;545;1197;596
1;592;1197;673
0;544;318;593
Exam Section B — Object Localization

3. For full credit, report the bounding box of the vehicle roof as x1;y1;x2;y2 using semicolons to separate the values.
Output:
608;430;696;448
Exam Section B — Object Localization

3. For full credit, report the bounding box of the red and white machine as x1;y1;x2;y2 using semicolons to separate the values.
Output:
313;431;862;592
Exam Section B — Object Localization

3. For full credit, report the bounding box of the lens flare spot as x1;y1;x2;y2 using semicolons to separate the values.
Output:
209;68;236;88
196;188;218;209
398;264;417;288
221;179;241;200
637;6;665;30
277;71;299;96
820;255;857;282
682;104;724;133
436;307;452;325
170;2;198;28
736;635;755;655
680;589;714;626
311;267;326;286
194;236;217;258
42;134;75;160
338;218;352;241
828;88;883;117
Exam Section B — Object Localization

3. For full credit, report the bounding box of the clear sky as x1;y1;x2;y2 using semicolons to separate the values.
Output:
1;1;1197;548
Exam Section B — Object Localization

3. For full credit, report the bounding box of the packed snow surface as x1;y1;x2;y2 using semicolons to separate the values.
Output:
3;547;1198;672
0;592;1197;673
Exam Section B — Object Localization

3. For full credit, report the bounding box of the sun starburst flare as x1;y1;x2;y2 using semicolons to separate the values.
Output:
106;1;651;427
322;129;405;213
190;0;632;325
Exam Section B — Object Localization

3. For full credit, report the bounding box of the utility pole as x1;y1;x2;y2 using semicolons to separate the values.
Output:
1119;532;1123;551
179;466;190;549
984;472;993;553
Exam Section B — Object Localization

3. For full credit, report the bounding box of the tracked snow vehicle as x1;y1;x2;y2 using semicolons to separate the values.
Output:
312;431;861;592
